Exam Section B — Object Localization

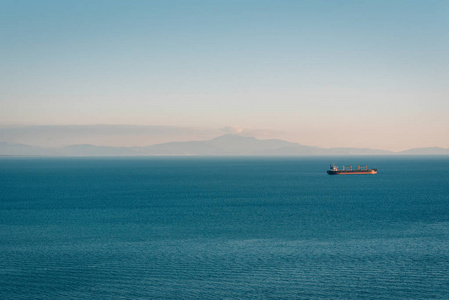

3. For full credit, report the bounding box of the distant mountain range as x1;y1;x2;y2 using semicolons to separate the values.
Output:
1;134;448;156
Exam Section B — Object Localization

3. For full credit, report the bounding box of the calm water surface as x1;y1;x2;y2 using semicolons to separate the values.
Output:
1;157;449;298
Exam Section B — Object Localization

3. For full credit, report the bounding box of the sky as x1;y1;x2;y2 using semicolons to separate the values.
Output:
1;0;448;151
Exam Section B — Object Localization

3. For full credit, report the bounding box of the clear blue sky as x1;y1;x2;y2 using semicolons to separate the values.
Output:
1;0;448;150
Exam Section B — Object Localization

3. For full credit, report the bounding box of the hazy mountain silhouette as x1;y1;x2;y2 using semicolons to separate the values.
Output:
1;135;447;156
0;142;136;156
134;135;394;155
0;142;49;156
398;147;449;155
135;135;321;155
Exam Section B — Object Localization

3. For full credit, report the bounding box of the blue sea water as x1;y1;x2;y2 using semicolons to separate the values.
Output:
1;156;449;299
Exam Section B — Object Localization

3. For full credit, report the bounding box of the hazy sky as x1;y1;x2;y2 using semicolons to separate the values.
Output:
1;0;448;151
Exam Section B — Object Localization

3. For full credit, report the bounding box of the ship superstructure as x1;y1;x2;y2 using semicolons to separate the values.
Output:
327;163;377;175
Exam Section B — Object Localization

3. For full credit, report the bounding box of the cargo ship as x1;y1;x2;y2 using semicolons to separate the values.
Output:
327;163;377;175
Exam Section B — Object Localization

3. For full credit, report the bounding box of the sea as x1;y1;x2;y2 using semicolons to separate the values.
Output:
1;156;448;299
